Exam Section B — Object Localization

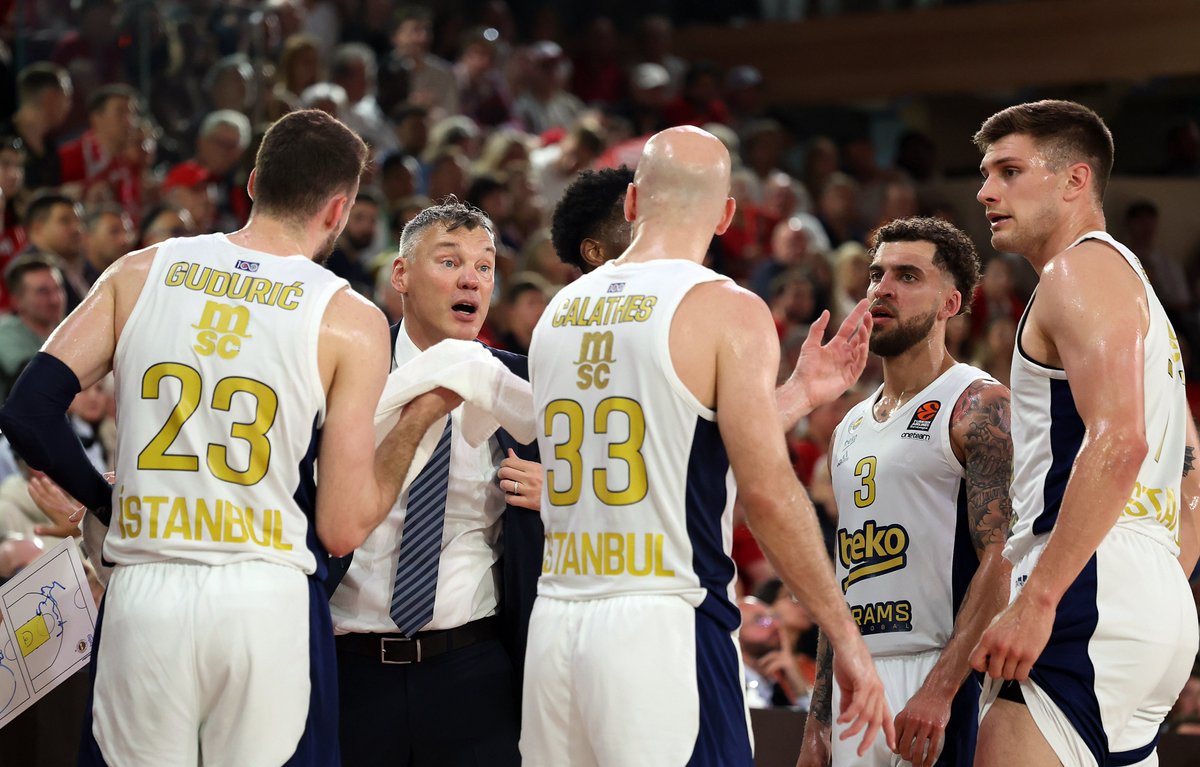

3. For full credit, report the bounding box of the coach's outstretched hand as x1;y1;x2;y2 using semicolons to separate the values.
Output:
833;631;896;757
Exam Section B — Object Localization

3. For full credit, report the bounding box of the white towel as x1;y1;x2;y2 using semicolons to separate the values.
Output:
373;340;536;491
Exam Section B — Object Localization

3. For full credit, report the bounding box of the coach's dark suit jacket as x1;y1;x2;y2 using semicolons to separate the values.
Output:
479;343;544;685
325;325;543;687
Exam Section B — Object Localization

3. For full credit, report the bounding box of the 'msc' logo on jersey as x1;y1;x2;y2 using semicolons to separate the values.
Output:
235;260;260;272
837;520;909;593
606;282;625;293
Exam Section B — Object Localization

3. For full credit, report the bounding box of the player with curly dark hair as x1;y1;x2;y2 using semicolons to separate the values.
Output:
549;166;634;273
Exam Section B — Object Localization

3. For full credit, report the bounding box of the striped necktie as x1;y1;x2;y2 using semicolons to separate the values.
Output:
390;419;452;636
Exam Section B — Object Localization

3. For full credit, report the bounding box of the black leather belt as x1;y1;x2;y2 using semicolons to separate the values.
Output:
335;616;499;664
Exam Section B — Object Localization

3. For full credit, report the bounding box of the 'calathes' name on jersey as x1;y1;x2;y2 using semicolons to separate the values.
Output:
108;233;347;575
529;259;740;628
830;363;991;657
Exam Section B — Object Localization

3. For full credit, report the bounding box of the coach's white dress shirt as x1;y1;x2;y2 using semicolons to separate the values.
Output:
330;323;507;633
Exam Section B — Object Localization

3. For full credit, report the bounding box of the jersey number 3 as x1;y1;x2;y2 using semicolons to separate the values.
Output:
137;362;278;486
544;397;647;507
854;456;877;508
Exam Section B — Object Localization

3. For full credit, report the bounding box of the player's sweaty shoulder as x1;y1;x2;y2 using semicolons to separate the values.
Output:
677;279;769;336
317;286;390;390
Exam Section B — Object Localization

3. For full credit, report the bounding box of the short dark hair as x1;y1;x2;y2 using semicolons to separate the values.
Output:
974;99;1115;199
87;84;138;115
503;272;552;305
3;254;61;297
138;204;187;246
390;103;429;125
26;191;77;228
381;151;417;175
465;174;505;209
398;198;494;261
355;190;382;208
252;110;368;223
551;166;634;271
84;203;127;231
17;63;68;104
869;216;980;315
393;5;433;31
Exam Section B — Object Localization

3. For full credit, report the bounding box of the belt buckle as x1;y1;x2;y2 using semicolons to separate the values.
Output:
380;636;421;664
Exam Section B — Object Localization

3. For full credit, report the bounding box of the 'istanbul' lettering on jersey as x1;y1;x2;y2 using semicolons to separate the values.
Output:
108;233;348;574
530;259;739;627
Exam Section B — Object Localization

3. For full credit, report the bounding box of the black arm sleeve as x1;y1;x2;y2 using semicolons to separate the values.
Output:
0;352;113;524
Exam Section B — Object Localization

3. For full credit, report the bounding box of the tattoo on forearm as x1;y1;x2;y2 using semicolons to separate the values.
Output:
952;381;1014;553
811;632;833;727
1184;445;1195;478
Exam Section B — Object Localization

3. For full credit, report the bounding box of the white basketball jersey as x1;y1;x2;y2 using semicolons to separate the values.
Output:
109;233;348;573
830;363;991;657
529;259;740;628
1006;231;1186;563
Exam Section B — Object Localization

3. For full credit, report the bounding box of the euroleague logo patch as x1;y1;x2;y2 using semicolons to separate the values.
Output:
905;400;940;432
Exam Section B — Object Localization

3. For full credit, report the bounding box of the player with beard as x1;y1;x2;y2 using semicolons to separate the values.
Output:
0;109;459;765
798;217;1014;767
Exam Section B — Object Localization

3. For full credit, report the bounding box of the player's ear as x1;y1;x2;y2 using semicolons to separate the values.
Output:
325;192;350;229
1062;162;1092;202
623;183;637;222
245;168;257;200
713;196;736;236
942;287;962;319
581;238;605;268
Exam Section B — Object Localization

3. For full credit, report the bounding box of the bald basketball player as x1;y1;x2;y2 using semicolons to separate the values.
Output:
520;126;894;766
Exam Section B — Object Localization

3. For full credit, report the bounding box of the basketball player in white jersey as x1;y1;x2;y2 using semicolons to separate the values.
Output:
969;100;1200;767
521;126;894;766
797;217;1014;767
0;109;460;766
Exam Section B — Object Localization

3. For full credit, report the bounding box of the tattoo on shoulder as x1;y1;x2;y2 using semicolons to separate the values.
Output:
1185;445;1195;479
951;381;1014;552
811;633;834;726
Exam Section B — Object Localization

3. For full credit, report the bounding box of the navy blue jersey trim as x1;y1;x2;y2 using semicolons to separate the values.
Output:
935;672;981;766
1027;554;1103;765
76;597;111;766
686;606;753;766
950;480;978;615
1107;735;1159;766
295;416;328;582
684;416;738;631
282;576;341;766
1034;379;1086;536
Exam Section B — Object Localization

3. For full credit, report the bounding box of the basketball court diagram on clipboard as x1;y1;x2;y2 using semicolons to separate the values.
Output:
0;537;97;730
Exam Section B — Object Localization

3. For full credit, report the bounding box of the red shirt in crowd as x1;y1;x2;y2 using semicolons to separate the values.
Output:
59;130;141;214
0;209;27;312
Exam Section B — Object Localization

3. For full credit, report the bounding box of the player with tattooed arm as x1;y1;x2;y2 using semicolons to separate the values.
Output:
798;217;1013;767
